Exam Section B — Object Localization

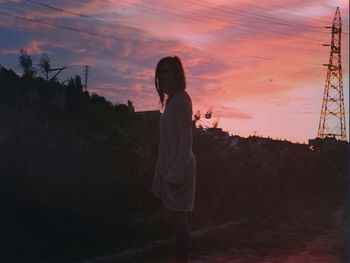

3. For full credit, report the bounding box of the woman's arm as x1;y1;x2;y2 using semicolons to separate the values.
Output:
165;94;193;184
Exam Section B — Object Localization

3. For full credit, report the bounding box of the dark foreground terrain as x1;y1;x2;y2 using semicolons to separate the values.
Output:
77;192;348;263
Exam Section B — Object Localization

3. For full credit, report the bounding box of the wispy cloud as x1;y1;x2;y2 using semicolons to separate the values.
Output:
0;0;348;142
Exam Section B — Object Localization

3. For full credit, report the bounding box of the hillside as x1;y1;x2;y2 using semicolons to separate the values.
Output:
0;66;348;262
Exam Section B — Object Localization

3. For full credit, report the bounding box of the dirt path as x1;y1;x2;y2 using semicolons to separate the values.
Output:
188;201;348;263
79;196;348;263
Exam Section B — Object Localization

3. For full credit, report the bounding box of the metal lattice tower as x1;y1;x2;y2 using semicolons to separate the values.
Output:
317;7;347;141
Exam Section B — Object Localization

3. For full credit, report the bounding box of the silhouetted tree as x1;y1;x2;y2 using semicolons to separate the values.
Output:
194;110;200;123
0;66;19;104
38;53;51;80
66;75;83;110
18;49;35;77
205;107;213;119
114;102;129;114
127;99;135;114
67;75;83;93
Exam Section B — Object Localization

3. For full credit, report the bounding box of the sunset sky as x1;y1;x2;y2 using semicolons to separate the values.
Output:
0;0;349;143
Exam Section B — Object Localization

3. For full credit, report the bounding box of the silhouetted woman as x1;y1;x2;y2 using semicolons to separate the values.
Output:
151;56;197;263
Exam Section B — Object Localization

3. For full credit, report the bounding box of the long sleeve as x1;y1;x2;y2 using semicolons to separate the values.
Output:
165;94;193;184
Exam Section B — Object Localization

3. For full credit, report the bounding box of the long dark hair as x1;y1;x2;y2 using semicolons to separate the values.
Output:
155;56;186;109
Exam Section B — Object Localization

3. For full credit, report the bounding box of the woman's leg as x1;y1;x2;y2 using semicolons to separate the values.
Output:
170;211;190;263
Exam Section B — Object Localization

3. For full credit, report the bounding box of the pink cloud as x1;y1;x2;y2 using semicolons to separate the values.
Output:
1;49;19;55
0;0;348;142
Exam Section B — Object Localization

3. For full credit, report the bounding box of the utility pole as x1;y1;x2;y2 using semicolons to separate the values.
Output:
84;65;88;91
317;7;347;141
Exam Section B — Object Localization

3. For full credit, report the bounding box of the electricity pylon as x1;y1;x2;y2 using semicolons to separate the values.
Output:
317;7;347;141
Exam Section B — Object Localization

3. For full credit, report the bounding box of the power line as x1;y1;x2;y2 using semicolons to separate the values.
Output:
1;4;346;91
0;9;327;68
112;0;327;43
0;9;238;64
183;0;348;35
13;1;336;65
12;0;344;54
24;0;93;18
249;0;349;25
147;0;330;35
20;0;331;46
3;0;347;70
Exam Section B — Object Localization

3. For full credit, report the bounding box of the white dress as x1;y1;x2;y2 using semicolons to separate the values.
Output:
151;90;197;212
